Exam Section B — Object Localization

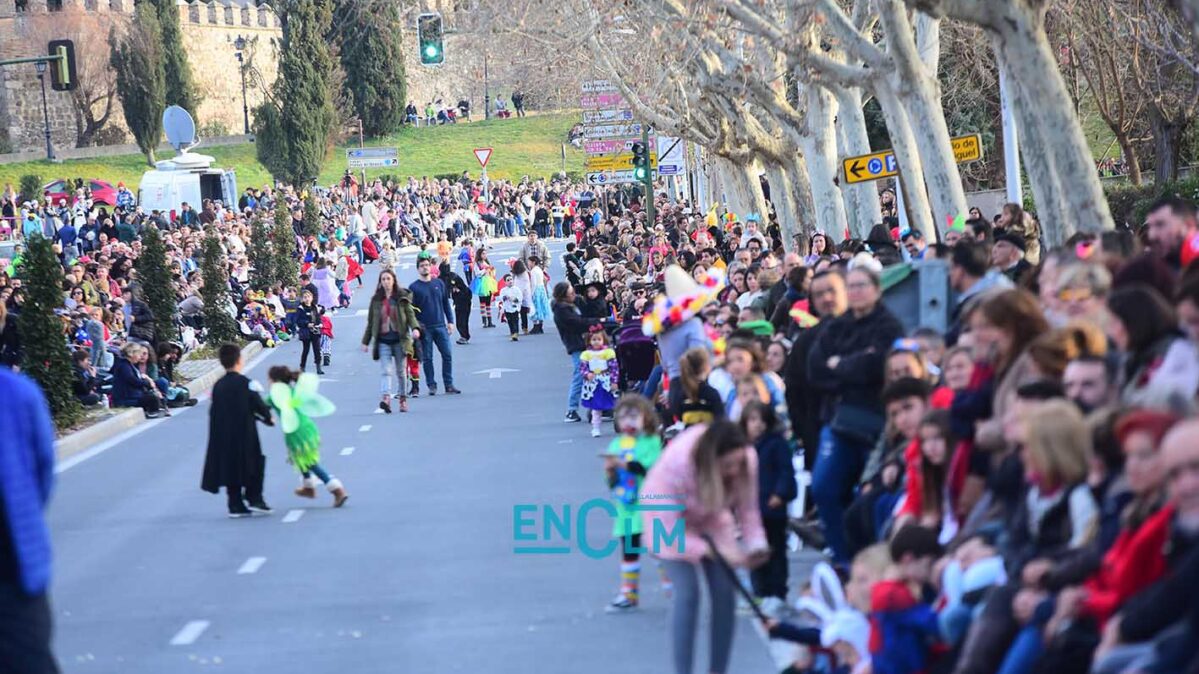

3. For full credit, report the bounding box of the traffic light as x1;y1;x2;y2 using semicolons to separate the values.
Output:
631;141;648;181
418;13;445;66
48;39;77;92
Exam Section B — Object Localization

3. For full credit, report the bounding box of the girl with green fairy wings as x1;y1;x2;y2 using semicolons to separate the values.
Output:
265;366;349;507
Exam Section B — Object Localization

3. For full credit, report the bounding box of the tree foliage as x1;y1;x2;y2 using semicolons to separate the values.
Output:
18;235;82;428
148;0;200;117
331;0;407;137
199;231;239;345
302;191;322;237
247;216;275;292
110;4;166;165
254;0;336;185
134;226;178;345
272;205;299;289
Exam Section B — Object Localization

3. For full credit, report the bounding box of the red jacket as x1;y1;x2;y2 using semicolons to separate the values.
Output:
1080;501;1175;626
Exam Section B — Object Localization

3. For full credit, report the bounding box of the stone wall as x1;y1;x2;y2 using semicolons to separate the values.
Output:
0;0;489;155
0;0;282;153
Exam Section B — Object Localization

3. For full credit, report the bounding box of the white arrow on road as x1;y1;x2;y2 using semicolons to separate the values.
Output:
473;368;520;379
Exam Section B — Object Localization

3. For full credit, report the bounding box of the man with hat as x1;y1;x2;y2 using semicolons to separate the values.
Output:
992;231;1031;285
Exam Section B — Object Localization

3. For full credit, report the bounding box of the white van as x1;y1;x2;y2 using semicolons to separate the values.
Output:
138;151;238;217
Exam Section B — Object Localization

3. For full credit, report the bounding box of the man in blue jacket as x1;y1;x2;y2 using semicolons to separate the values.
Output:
409;255;461;395
0;368;61;672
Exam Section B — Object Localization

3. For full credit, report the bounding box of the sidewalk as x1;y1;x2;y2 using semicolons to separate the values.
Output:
55;341;264;462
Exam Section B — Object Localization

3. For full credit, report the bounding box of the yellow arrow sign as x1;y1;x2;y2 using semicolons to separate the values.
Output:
842;133;984;185
585;152;658;172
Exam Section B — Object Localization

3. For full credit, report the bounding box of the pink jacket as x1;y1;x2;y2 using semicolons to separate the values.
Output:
639;425;766;564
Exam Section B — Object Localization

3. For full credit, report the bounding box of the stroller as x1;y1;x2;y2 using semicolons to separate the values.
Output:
614;319;656;393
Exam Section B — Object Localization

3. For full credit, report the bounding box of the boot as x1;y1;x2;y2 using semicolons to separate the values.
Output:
398;395;409;413
294;477;318;499
328;478;349;508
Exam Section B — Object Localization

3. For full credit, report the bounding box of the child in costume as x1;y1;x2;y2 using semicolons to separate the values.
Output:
320;310;334;368
266;366;349;507
528;256;551;334
580;325;619;437
498;273;523;341
473;254;498;328
602;395;666;612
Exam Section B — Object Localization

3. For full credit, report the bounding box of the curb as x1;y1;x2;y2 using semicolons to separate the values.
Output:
55;341;265;462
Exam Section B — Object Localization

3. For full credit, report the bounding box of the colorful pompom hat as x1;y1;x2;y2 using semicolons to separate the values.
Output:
642;265;725;336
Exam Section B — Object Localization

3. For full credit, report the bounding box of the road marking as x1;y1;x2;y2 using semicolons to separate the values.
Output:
237;557;267;575
558;439;574;444
340;446;355;456
359;424;372;432
473;367;519;379
57;344;275;474
169;620;210;646
282;509;305;523
355;309;368;316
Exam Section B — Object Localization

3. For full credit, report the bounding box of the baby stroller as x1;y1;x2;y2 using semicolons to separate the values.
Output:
615;320;656;393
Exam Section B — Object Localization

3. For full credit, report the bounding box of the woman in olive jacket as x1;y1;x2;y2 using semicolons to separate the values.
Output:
361;269;418;413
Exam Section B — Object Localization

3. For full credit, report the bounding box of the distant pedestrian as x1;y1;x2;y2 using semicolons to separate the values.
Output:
265;367;348;507
201;344;275;518
553;281;603;422
409;254;461;395
0;368;61;673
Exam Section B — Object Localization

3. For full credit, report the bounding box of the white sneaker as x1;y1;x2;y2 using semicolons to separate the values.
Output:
591;426;601;438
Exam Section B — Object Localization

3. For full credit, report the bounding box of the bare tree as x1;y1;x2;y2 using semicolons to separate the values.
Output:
18;5;125;147
1057;0;1147;184
1127;0;1199;183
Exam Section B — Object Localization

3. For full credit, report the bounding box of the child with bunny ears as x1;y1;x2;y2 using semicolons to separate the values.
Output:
764;545;889;674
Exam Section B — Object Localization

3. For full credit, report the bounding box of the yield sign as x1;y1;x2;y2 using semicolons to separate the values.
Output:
473;147;493;168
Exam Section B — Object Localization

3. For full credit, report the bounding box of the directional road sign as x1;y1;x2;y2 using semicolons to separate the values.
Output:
841;133;983;184
581;80;618;94
347;147;399;169
583;109;634;124
579;92;626;109
473;147;493;168
586;170;643;185
584;137;638;155
585;152;658;172
583;123;643;139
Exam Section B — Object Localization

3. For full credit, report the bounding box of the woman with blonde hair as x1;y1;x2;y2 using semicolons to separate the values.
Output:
1007;399;1098;563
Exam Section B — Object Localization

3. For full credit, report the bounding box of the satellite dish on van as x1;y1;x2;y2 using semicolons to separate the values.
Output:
163;105;199;154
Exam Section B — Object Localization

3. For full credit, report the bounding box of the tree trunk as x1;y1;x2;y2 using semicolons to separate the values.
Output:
763;157;815;253
801;85;852;239
990;3;1113;237
715;156;769;222
880;0;969;233
1001;50;1069;245
1150;108;1184;184
146;149;156;167
835;88;883;231
874;85;936;239
1116;130;1143;186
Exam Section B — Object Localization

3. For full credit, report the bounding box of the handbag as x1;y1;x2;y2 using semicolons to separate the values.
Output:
829;403;885;445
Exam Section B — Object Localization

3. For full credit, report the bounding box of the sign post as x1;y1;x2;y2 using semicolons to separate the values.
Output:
346;147;399;170
474;147;493;199
841;133;984;184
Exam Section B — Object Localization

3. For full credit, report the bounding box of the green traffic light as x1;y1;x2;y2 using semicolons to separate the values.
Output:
424;45;439;58
633;167;647;180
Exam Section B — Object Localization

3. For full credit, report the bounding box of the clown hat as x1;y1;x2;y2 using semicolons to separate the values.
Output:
642;265;725;336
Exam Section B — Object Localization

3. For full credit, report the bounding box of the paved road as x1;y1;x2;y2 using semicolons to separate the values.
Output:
49;240;779;673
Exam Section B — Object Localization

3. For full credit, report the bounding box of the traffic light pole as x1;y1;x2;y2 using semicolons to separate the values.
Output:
641;125;654;225
36;64;54;161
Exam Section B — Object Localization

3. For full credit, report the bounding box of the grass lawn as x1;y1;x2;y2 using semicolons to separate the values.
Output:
0;112;586;190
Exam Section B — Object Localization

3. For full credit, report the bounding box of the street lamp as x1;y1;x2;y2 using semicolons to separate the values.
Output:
34;60;54;161
233;35;249;135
